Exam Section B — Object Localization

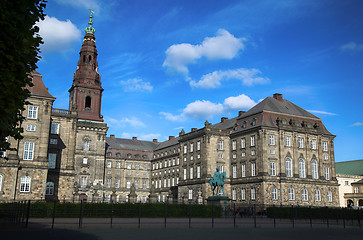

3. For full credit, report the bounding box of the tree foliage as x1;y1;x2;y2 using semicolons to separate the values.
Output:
0;0;46;152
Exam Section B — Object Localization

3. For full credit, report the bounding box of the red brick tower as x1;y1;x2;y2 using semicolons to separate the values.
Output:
69;11;104;122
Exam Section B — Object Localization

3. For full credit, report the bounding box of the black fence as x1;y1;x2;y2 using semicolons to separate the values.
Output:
0;201;362;229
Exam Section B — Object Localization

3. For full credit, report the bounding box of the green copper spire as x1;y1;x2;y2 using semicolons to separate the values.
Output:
85;9;96;34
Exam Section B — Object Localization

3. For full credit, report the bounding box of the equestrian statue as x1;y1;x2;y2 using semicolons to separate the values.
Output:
208;167;226;196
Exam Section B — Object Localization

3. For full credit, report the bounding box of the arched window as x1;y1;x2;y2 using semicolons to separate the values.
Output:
83;141;90;151
301;188;308;201
88;55;92;64
311;160;318;179
45;182;54;195
315;189;321;202
85;96;92;109
299;159;305;178
288;187;295;200
0;175;3;192
285;158;292;177
83;55;86;64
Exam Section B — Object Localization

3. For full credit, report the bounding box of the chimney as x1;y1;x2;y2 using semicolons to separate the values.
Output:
169;136;175;140
110;134;115;138
273;93;283;101
132;136;137;141
221;117;228;123
153;139;158;143
238;111;245;117
191;128;197;132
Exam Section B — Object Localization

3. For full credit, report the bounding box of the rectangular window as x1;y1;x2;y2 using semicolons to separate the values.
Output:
251;136;255;147
83;141;90;151
197;165;201;178
285;136;291;147
251;150;255;156
107;161;112;168
241;188;246;200
115;179;120;188
269;135;275;145
232;165;237;178
116;162;121;168
23;142;34;160
126;179;131;189
325;167;330;180
26;124;36;131
143;180;147;189
232;140;237;150
270;149;275;155
354;187;359;193
241;138;246;148
48;153;57;169
311;140;316;150
20;176;31;192
135;179;140;189
270;162;276;176
345;181;349;186
190;156;194;161
183;145;187;154
190;167;193;179
327;191;332;202
251;162;256;176
127;163;132;169
323;142;328;151
272;188;278;200
188;189;193;200
27;106;38;119
183;168;187;180
298;138;304;148
233;154;236;159
190;143;194;152
232;189;237;200
217;140;224;150
51;123;59;134
241;152;246;157
302;189;308;201
241;164;246;177
106;178;111;188
251;188;256;200
49;138;58;145
80;176;87;187
197;141;201;151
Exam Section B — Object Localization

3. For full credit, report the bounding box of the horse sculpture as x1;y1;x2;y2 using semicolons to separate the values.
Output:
208;168;226;196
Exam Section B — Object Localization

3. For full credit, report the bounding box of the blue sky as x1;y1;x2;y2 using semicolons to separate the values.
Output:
36;0;363;162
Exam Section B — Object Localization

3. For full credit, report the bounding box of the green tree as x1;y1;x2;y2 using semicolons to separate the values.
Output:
0;0;46;153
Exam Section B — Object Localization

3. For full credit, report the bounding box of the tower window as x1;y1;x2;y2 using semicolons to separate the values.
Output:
88;55;92;64
85;96;91;109
83;55;86;64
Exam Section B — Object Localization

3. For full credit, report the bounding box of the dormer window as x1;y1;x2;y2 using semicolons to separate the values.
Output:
242;121;247;128
251;118;257;126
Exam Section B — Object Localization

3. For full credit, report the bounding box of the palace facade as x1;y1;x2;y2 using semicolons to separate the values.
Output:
0;14;339;206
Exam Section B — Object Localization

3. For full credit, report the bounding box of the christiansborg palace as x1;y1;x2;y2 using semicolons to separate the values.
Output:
0;14;338;207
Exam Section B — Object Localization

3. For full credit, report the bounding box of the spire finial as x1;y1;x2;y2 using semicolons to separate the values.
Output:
85;9;96;34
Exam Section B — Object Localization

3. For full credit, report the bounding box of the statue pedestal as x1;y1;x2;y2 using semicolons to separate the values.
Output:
207;195;230;213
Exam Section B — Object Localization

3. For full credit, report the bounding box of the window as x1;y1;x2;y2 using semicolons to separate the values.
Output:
312;160;318;179
311;140;316;150
135;164;140;170
190;143;194;152
188;189;193;200
354;187;359;193
286;158;292;177
142;179;147;189
183;168;187;180
241;164;246;177
241;138;246;148
233;154;236;159
190;156;194;161
324;167;330;180
107;170;111;175
251;150;256;156
197;141;201;151
324;155;329;160
218;165;224;173
299;159;305;178
116;162;121;168
184;157;187;162
0;175;2;192
51;123;59;134
232;189;237;200
345;181;349;186
285;137;291;147
26;124;36;131
218;153;223;159
251;118;257;126
127;163;132;169
288;187;295;200
242;121;247;128
270;149;275;155
322;142;328;152
168;178;170;187
270;162;276;176
23;142;34;160
126;179;131;189
241;188;246;200
272;188;278;200
241;152;246;157
327;191;332;202
183;145;187;154
302;188;308;201
251;188;256;200
85;96;91;109
269;135;275;145
232;140;237;150
20;176;31;192
115;179;120;188
315;189;321;202
27;106;38;119
251;136;255;147
50;138;57;145
251;163;256;176
172;178;175;186
83;141;90;151
232;165;237;178
80;176;87;187
45;182;54;195
298;138;304;148
107;161;112;168
135;179;140;189
197;166;201;178
190;167;193;179
217;140;224;150
48;153;56;169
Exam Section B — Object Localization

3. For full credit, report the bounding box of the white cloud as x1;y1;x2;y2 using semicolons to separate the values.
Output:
340;42;363;52
224;94;257;110
350;122;363;127
139;133;161;141
190;68;269;89
160;94;256;122
120;78;153;92
105;116;146;128
36;16;81;53
307;110;337;116
56;0;100;13
163;29;245;74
